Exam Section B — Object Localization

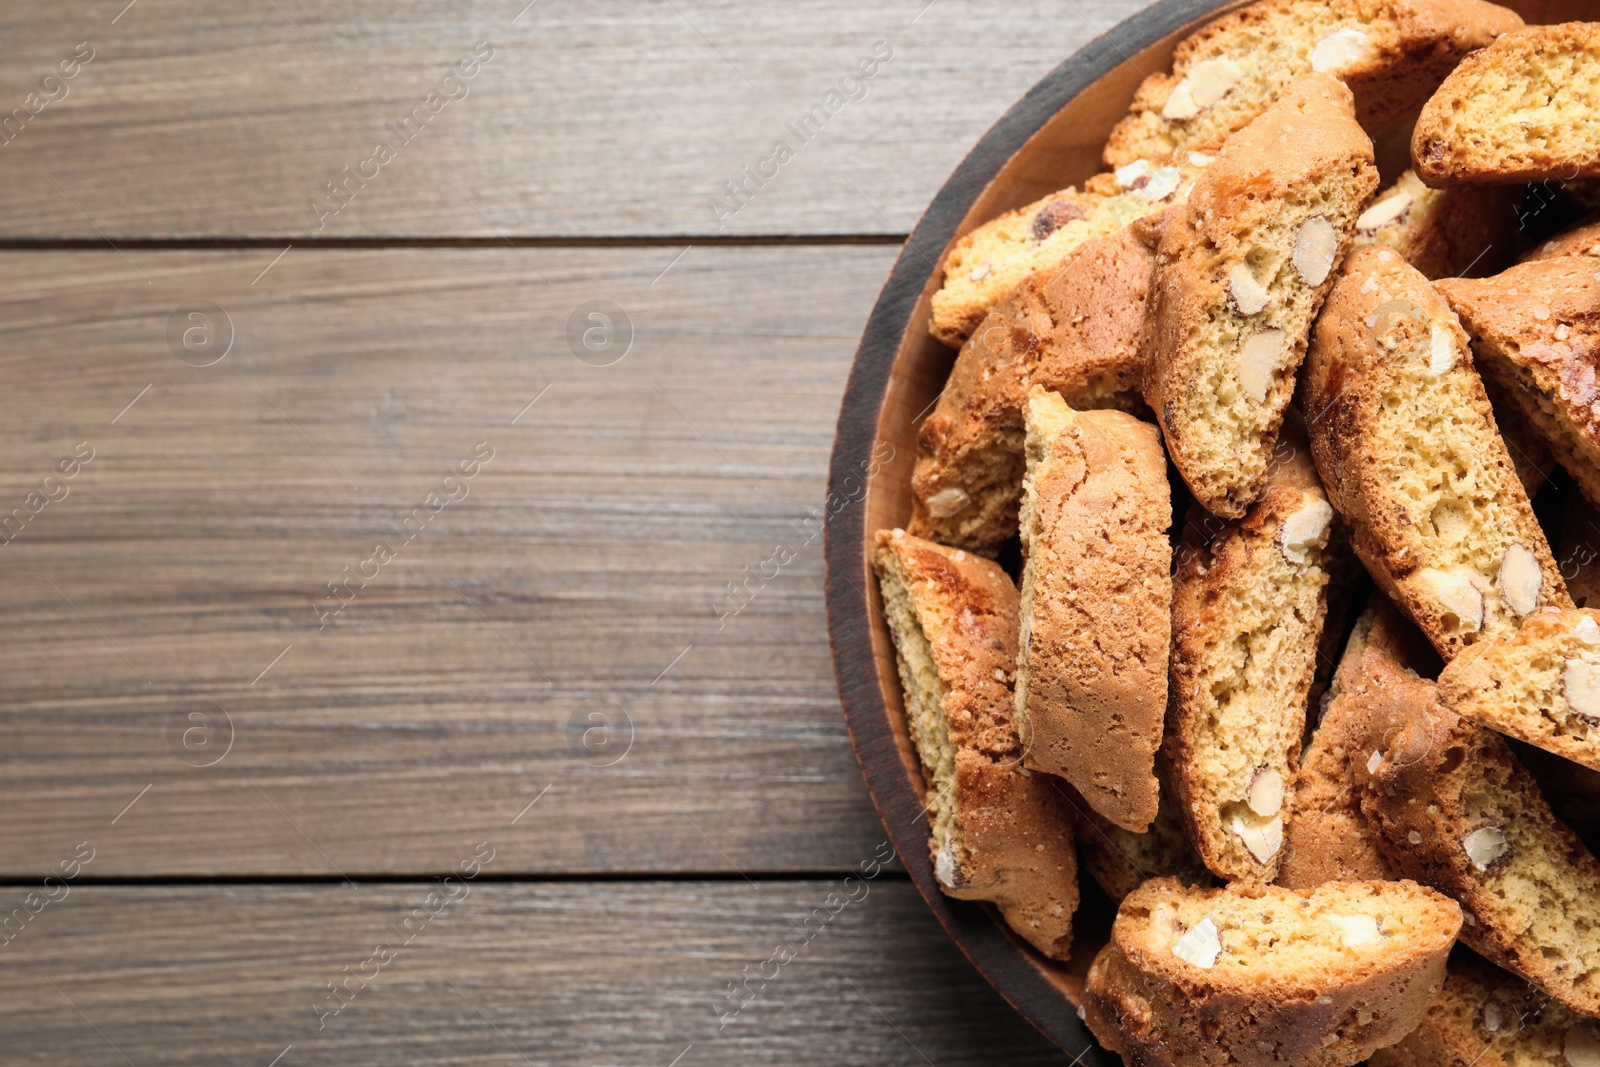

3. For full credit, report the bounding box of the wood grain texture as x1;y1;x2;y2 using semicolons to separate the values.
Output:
0;0;1143;239
0;245;914;877
0;881;1078;1065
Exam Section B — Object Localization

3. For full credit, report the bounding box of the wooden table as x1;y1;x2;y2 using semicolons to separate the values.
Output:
0;2;1149;1061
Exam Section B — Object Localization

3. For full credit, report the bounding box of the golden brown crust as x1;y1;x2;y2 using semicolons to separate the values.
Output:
1303;246;1570;661
1145;73;1377;518
1015;390;1171;832
1526;216;1600;263
1355;654;1600;1017
1082;877;1461;1067
907;220;1161;555
1412;23;1600;187
870;530;1079;959
1166;422;1334;883
1104;0;1522;169
1436;257;1600;513
1076;757;1217;904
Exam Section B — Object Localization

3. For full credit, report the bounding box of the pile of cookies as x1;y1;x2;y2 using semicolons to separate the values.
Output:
870;3;1600;1063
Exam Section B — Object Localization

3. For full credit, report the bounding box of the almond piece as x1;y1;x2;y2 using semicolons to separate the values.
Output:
1329;913;1380;948
1279;497;1333;564
1115;158;1150;188
1356;192;1415;233
924;486;971;518
1463;825;1509;871
1429;323;1456;376
1414;568;1484;633
1482;999;1504;1034
1232;813;1283;863
1311;28;1373;74
1228;264;1270;315
1246;766;1284;817
1565;657;1600;723
1171;916;1221;969
967;263;991;283
1238;328;1285;403
934;836;960;888
1567;1024;1600;1067
1141;166;1182;202
1574;615;1600;648
1498;544;1542;616
1162;58;1242;121
1293;216;1339;286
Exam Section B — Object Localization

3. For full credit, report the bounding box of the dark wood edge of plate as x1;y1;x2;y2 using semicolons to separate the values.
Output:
823;0;1235;1056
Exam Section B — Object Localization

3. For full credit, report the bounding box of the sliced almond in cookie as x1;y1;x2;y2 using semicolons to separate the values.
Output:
1162;58;1242;121
1413;568;1484;635
1238;328;1285;403
1310;27;1372;75
1356;192;1414;233
1228;264;1270;315
1498;543;1542;617
1462;825;1509;871
1280;497;1333;564
1293;216;1339;286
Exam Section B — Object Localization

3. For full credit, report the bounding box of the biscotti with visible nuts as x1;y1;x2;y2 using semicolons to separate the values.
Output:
1145;73;1377;518
1167;419;1335;882
1082;877;1462;1067
1439;608;1600;775
1436;257;1600;513
1278;598;1438;890
1076;757;1216;904
907;220;1161;555
928;155;1206;348
1412;23;1600;186
1103;0;1522;170
1015;388;1170;832
1356;654;1600;1017
871;530;1079;959
1353;169;1520;280
1303;246;1570;660
1369;955;1600;1067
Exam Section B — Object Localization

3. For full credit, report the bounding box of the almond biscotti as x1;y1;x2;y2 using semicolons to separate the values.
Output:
1369;955;1599;1067
928;155;1206;348
907;219;1161;555
1082;877;1461;1067
1145;73;1377;518
1356;654;1600;1017
1303;246;1570;660
1439;608;1600;775
1353;169;1519;280
1015;388;1170;832
1529;216;1600;262
1436;257;1600;512
1103;0;1522;170
1412;23;1600;187
871;529;1079;959
1167;421;1335;882
1076;758;1215;904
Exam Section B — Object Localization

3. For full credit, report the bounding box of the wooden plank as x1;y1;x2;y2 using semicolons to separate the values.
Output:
0;245;919;877
0;0;1144;239
0;881;1076;1065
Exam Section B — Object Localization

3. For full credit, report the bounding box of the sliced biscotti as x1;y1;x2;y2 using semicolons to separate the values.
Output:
1076;758;1215;904
1439;608;1600;775
928;155;1206;347
1369;955;1600;1067
1356;655;1600;1017
907;220;1161;555
1279;599;1439;889
871;530;1079;959
1353;169;1519;280
1167;421;1335;882
1103;0;1522;169
1304;246;1570;660
1015;388;1170;832
1082;877;1461;1067
1145;73;1378;518
1529;216;1600;262
1413;23;1600;187
1437;257;1600;512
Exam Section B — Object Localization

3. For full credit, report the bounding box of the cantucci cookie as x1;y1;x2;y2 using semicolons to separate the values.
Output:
871;530;1079;959
1015;387;1170;832
1353;169;1519;280
1356;656;1600;1017
928;155;1206;347
1528;216;1600;262
1167;420;1335;882
1278;598;1439;890
1145;73;1377;518
1103;0;1521;170
908;219;1161;555
1370;955;1600;1067
1436;257;1600;512
1304;246;1570;660
1076;758;1215;904
1082;877;1462;1067
1439;608;1600;775
1413;23;1600;186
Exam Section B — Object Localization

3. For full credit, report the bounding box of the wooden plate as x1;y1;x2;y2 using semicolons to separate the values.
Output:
824;0;1585;1056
